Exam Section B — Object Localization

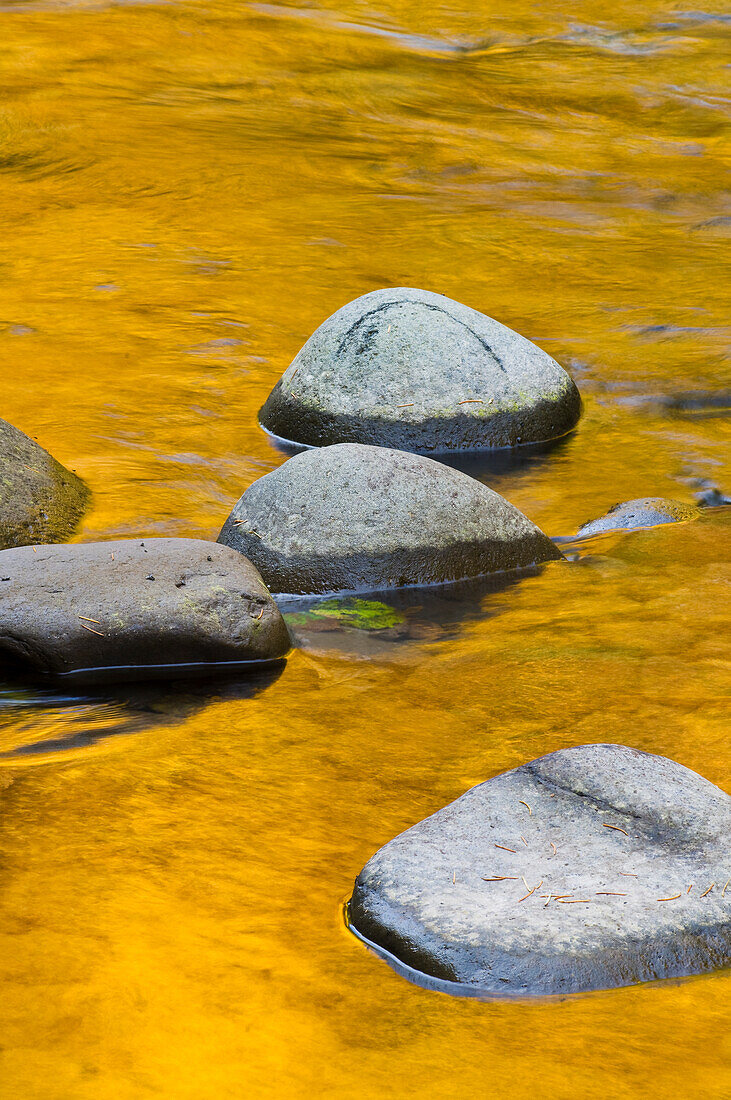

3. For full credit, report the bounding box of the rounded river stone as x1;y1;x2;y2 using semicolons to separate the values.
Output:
0;538;290;682
577;497;699;538
1;418;89;548
217;443;563;595
349;744;731;996
259;287;581;453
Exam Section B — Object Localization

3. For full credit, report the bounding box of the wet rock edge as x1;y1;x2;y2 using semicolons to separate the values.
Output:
259;386;582;454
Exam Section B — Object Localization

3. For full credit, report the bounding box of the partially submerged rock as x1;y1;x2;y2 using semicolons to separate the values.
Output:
0;418;89;548
349;744;731;996
576;498;699;537
218;443;562;595
0;538;290;682
259;287;581;453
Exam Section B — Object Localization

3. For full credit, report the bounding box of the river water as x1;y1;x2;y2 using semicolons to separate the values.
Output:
0;1;729;1096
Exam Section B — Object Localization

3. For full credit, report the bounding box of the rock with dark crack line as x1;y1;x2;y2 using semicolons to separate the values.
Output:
259;287;581;453
576;497;700;537
0;538;290;683
217;443;563;595
1;418;89;548
349;744;731;996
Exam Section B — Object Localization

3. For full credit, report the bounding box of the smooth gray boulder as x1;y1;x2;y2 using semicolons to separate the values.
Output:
349;744;731;996
0;538;290;682
217;443;562;595
1;418;89;548
576;497;699;538
259;287;581;453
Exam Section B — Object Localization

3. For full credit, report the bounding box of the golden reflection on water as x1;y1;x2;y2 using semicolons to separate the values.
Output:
0;1;730;1096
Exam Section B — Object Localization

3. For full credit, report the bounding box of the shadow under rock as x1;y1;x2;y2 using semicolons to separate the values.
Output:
0;662;285;759
264;426;575;483
434;432;574;483
280;565;548;658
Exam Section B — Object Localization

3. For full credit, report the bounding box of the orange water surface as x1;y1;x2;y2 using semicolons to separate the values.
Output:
0;1;729;1097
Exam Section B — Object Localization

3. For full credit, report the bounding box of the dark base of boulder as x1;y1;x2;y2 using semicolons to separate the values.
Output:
261;425;577;485
217;533;562;597
259;388;581;455
347;904;731;999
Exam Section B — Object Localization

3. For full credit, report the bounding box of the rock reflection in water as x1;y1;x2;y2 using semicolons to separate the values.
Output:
263;422;575;484
282;565;546;657
0;662;285;760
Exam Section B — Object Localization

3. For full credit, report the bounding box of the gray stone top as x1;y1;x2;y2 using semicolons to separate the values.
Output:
259;288;581;452
218;443;562;594
576;497;700;537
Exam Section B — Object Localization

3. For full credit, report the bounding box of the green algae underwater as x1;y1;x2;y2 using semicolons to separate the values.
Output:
0;0;730;1097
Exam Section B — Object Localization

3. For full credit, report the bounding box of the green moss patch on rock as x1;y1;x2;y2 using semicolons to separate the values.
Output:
285;597;406;633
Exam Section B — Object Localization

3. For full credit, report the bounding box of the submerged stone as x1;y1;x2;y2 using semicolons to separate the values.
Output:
0;418;89;548
576;497;699;537
0;538;290;683
259;287;581;453
217;443;562;595
349;744;731;996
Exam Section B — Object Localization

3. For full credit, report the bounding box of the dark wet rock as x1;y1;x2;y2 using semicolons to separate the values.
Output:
664;390;731;415
576;498;699;537
218;443;562;595
259;287;581;453
349;744;731;996
691;215;731;232
0;538;290;683
698;488;731;508
0;419;89;548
